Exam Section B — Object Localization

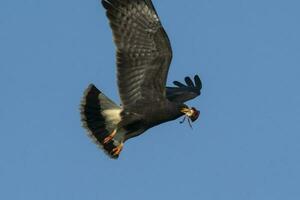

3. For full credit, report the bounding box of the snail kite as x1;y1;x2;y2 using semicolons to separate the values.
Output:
81;0;202;159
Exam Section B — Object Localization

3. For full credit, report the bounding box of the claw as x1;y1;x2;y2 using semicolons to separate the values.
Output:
103;129;117;144
111;142;124;156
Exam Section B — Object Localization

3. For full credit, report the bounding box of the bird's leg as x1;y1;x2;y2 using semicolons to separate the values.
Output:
103;129;117;144
111;142;124;156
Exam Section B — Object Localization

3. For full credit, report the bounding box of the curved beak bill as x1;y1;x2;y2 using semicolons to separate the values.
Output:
181;107;200;122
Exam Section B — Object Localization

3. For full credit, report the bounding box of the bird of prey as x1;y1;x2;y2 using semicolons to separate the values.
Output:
80;0;202;159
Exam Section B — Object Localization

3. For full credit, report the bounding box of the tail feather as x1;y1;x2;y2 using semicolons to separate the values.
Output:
80;84;122;159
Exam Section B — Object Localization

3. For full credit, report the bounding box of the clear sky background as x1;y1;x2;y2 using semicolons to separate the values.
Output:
1;0;300;199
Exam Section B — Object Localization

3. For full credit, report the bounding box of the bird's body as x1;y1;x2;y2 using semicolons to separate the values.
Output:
81;0;202;158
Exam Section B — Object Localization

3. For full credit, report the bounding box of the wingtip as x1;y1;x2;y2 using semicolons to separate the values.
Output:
173;81;186;87
184;76;194;87
194;75;202;89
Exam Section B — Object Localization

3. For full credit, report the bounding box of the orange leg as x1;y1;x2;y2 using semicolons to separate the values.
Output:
103;129;117;144
112;142;124;157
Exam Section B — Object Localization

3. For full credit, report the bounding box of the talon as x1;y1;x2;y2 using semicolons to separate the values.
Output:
103;129;117;144
112;142;124;156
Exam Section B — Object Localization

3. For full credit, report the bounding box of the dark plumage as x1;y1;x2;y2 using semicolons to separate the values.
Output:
80;0;202;158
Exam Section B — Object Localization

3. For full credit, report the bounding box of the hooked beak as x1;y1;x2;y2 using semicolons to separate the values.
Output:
181;107;200;122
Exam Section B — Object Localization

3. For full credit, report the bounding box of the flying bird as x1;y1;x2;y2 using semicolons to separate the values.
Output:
81;0;202;159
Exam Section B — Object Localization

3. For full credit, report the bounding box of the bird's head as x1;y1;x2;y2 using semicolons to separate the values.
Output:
180;106;200;123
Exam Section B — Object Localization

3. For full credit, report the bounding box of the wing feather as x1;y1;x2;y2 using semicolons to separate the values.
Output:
102;0;172;110
166;75;202;103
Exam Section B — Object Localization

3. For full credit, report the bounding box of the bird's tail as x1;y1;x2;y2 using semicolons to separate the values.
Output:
80;84;122;158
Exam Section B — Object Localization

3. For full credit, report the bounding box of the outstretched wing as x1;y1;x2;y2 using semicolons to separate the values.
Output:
166;75;202;103
102;0;172;110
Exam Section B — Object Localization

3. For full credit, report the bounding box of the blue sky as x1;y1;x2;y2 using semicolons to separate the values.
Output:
1;0;300;199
